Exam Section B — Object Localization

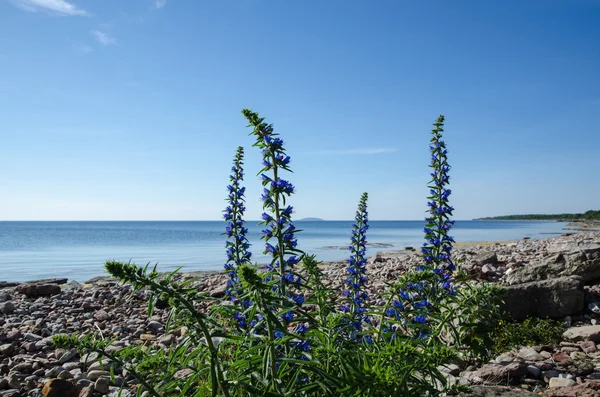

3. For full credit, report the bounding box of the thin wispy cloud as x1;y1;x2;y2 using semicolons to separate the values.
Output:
91;30;116;46
314;148;397;156
155;0;167;9
9;0;87;15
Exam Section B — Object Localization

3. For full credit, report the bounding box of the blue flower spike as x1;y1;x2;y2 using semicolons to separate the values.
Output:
222;146;252;327
423;115;456;294
343;192;369;340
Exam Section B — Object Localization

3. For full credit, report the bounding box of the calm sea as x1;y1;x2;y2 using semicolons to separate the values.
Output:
0;220;568;283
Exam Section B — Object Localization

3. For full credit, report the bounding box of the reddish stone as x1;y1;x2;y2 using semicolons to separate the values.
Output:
552;352;571;362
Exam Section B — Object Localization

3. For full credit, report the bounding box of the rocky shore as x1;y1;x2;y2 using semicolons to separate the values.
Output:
1;229;600;397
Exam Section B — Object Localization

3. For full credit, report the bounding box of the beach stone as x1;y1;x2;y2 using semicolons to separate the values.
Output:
563;325;600;342
173;368;193;379
7;375;20;389
158;334;175;346
579;341;597;353
209;284;227;298
147;321;163;334
86;370;110;381
94;377;110;394
494;353;515;364
560;346;580;354
16;284;61;298
588;302;600;314
76;379;93;389
24;333;43;342
468;362;527;385
78;386;94;397
526;365;541;378
502;276;584;320
59;349;78;364
475;252;498;266
0;302;14;315
41;379;78;397
13;362;32;373
45;366;67;378
517;347;545;362
80;352;99;365
63;362;80;371
0;344;14;357
548;377;577;388
0;292;11;302
93;310;109;322
58;370;74;379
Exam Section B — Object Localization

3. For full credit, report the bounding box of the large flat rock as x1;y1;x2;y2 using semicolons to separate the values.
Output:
563;325;600;342
502;276;584;320
507;244;600;284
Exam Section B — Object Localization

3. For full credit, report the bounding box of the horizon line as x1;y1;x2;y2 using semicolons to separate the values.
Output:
0;219;490;222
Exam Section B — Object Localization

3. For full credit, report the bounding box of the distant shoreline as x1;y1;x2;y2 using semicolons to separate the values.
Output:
474;210;600;222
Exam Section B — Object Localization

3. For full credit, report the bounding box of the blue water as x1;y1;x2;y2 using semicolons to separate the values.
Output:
0;221;568;283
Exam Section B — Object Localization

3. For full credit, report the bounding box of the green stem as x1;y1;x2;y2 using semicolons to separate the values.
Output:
271;158;287;299
136;277;231;397
377;291;396;342
264;308;279;393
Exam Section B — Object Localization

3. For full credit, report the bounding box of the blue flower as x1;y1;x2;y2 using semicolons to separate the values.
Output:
281;311;294;322
414;314;427;324
294;323;308;335
292;294;305;305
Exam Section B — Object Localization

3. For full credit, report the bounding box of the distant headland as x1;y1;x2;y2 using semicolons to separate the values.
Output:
474;209;600;221
296;217;326;221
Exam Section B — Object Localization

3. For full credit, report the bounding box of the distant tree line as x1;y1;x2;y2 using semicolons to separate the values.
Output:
476;210;600;221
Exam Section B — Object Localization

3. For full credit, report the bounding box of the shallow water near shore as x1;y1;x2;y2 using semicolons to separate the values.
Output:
0;220;568;283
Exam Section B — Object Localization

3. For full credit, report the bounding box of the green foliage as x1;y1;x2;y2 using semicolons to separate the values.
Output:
490;317;565;355
437;271;506;361
54;112;505;396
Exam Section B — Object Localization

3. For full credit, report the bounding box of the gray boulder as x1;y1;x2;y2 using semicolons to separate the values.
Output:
0;301;15;315
507;244;600;284
475;252;498;266
502;276;584;320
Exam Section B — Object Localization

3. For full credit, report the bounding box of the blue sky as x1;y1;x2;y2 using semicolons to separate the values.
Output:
0;0;598;221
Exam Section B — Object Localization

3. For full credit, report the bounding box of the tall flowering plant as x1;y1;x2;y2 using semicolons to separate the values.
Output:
379;115;455;339
422;115;456;295
222;146;253;330
242;109;304;315
223;146;252;303
341;192;371;340
239;109;311;391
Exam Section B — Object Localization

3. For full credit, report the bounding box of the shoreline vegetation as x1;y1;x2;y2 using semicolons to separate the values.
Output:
474;210;600;221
